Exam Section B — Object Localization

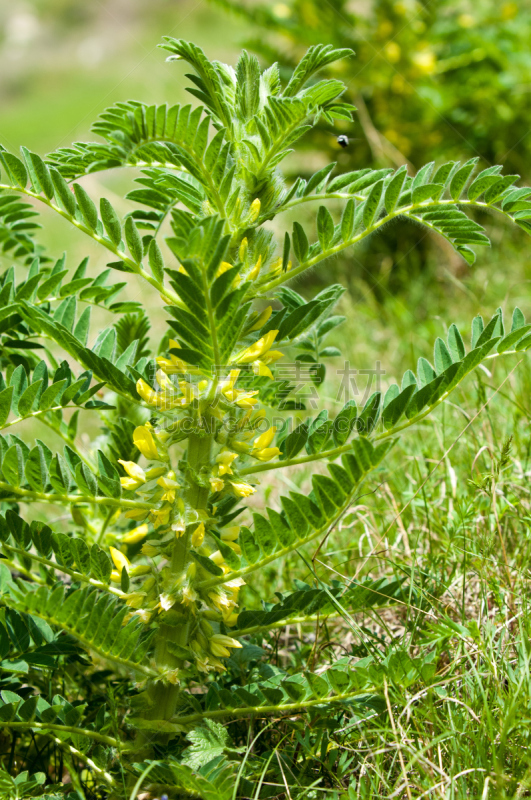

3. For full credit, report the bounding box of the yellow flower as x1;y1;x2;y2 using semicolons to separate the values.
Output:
220;369;241;399
155;369;173;390
150;507;171;528
166;669;180;685
412;50;437;74
253;426;276;451
239;237;248;261
122;523;149;544
254;447;281;462
118;460;146;483
135;608;154;624
158;593;175;611
136;378;160;407
120;477;143;491
261;349;283;366
253;361;273;379
172;518;187;537
209;550;226;567
230;481;256;498
208;589;237;616
110;546;130;574
234;330;279;364
210;476;225;493
157;474;180;504
235;391;259;409
123;591;146;609
191;522;205;547
215;450;238;476
248;255;262;282
233;331;278;364
209;633;242;658
133;425;159;461
182;585;198;606
248;198;261;223
220;526;239;542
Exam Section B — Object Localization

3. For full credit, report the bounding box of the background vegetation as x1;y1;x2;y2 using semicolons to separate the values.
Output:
2;1;531;797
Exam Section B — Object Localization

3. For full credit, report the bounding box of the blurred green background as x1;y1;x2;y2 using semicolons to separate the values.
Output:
0;0;244;153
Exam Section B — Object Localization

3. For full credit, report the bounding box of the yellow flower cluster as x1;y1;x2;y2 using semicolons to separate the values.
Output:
207;424;280;497
109;311;288;675
232;330;283;379
190;622;242;674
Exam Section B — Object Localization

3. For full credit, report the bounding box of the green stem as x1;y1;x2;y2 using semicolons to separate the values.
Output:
135;687;376;732
148;431;213;723
257;197;500;295
0;182;183;307
1;540;124;597
0;481;152;510
0;721;119;747
238;348;524;478
195;475;368;592
256;190;366;223
1;404;78;432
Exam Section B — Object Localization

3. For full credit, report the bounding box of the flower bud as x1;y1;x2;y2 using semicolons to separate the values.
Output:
133;425;159;460
122;523;149;544
230;481;256;498
130;564;151;577
110;547;130;574
141;542;160;558
191;522;205;547
248;198;261;222
253;426;276;451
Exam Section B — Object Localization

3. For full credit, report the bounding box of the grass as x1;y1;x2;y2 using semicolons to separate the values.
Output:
215;229;531;798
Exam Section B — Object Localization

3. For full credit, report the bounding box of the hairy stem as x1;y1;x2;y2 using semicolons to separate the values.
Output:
148;431;213;723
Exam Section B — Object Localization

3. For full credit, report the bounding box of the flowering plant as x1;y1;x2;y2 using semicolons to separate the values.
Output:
0;38;530;798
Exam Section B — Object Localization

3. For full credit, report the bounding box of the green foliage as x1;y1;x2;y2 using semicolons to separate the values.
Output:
209;0;531;289
0;36;530;799
209;0;531;174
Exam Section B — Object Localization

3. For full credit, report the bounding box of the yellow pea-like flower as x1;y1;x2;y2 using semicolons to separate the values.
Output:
191;522;205;547
230;481;256;498
136;378;159;406
122;523;149;544
210;476;225;492
150;507;171;528
120;477;143;491
253;426;276;451
110;547;130;577
220;526;239;542
235;330;279;364
254;446;281;462
209;633;242;657
118;460;146;483
249;304;272;331
215;450;238;476
133;426;159;461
